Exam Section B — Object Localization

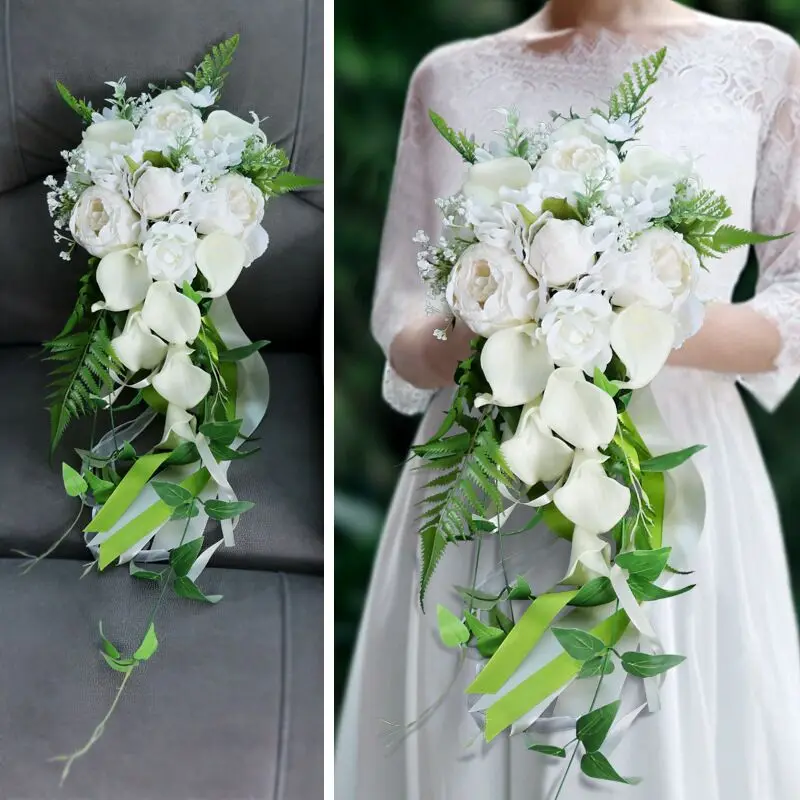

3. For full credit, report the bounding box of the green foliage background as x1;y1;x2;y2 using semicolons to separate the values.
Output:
335;0;800;708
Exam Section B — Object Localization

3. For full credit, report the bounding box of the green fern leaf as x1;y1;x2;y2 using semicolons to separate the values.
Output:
55;81;94;124
711;224;790;253
605;47;667;125
263;172;322;195
429;110;478;164
187;34;240;98
420;526;449;610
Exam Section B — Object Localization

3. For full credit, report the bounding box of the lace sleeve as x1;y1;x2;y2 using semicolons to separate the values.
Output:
370;59;443;416
741;43;800;412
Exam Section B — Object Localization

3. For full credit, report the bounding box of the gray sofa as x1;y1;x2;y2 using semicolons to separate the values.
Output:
0;1;323;798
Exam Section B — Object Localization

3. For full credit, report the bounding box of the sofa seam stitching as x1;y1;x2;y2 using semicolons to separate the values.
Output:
288;0;309;171
3;0;27;183
272;571;291;800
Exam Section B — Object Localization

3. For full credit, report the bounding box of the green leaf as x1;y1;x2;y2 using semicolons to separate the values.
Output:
133;622;158;661
576;700;620;752
209;441;260;461
569;576;617;607
173;575;222;604
516;204;538;227
541;197;581;221
552;627;606;661
507;575;533;601
170;536;204;578
85;471;115;504
187;34;240;98
142;384;169;414
540;503;575;540
593;367;620;398
129;561;164;581
262;173;321;195
455;585;504;611
436;605;470;647
428;110;477;163
578;654;615;679
199;419;242;445
117;441;137;461
621;651;686;678
101;652;137;673
218;340;270;362
55;80;94;123
151;481;194;508
639;445;705;473
182;281;203;303
62;463;88;497
204;499;255;520
615;547;672;582
165;441;201;466
419;527;448;611
628;575;695;602
527;744;567;758
98;621;121;659
580;751;631;784
142;150;170;168
711;224;790;254
604;46;667;126
172;501;200;520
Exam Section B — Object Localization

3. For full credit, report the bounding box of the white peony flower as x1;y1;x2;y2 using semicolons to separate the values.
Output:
93;248;151;312
138;92;202;148
131;166;186;219
69;186;140;257
541;290;613;374
445;243;539;337
554;450;631;534
141;221;198;284
620;145;692;186
141;281;201;344
202;109;266;144
611;304;676;389
527;218;596;287
158;404;197;450
501;403;573;486
82;119;135;159
462;157;533;206
111;310;168;373
479;324;554;407
151;345;211;410
540;368;617;451
195;231;247;297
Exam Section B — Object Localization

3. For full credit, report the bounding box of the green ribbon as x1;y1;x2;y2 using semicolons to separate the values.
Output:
484;610;630;740
97;468;210;570
85;451;172;534
467;590;577;695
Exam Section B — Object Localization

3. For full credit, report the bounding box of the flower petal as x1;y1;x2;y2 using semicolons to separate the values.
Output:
563;527;612;586
151;345;211;410
611;304;675;389
480;324;554;407
540;368;617;450
111;311;168;373
158;404;197;450
141;281;201;345
196;231;247;297
94;248;151;312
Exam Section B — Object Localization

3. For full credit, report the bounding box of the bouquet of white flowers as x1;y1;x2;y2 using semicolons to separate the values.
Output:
23;36;317;782
412;48;783;792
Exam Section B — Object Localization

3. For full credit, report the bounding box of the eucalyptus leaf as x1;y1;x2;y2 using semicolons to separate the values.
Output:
621;651;686;678
218;340;270;362
204;499;255;520
578;654;615;679
152;480;194;508
615;547;671;582
170;536;204;578
639;445;705;473
527;744;566;758
552;627;606;661
580;751;631;784
576;700;620;752
173;575;222;604
62;463;88;497
436;604;470;648
133;623;159;662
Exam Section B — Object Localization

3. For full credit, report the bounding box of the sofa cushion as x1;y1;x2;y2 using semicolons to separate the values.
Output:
0;346;322;573
0;558;323;800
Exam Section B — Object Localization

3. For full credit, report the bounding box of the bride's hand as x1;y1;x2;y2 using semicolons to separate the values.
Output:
389;315;476;389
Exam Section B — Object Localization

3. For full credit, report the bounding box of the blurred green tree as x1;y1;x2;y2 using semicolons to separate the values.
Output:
334;0;800;708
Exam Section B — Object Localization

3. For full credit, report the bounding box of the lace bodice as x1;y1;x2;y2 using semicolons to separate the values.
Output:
371;18;800;414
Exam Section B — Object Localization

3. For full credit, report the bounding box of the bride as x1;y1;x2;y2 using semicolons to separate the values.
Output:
337;1;800;797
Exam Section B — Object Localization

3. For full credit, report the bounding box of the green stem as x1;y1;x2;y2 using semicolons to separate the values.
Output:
18;505;84;574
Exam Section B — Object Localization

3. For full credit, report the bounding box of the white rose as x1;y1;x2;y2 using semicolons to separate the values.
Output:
202;110;265;144
112;311;168;373
501;403;573;486
445;243;539;337
462;157;533;206
541;290;613;374
131;166;186;219
82;119;135;158
141;281;201;345
69;186;140;257
138;92;202;147
151;345;211;410
620;146;692;186
142;221;198;284
527;218;596;287
93;248;151;312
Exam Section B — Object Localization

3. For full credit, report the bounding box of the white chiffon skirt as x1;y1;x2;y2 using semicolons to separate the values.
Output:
336;366;800;799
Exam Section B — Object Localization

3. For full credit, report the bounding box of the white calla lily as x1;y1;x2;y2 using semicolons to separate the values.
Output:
151;345;211;410
540;368;617;450
554;450;631;534
141;281;201;344
563;526;612;586
479;324;554;407
611;304;676;389
111;311;168;372
500;403;573;486
93;248;151;312
158;404;197;450
195;231;247;297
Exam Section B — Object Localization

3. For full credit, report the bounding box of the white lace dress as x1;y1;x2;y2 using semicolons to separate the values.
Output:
337;18;800;799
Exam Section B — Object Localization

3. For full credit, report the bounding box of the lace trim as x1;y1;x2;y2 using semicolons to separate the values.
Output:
381;363;435;417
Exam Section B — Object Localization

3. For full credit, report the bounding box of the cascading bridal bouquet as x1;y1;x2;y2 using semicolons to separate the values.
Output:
412;49;784;792
22;36;317;781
